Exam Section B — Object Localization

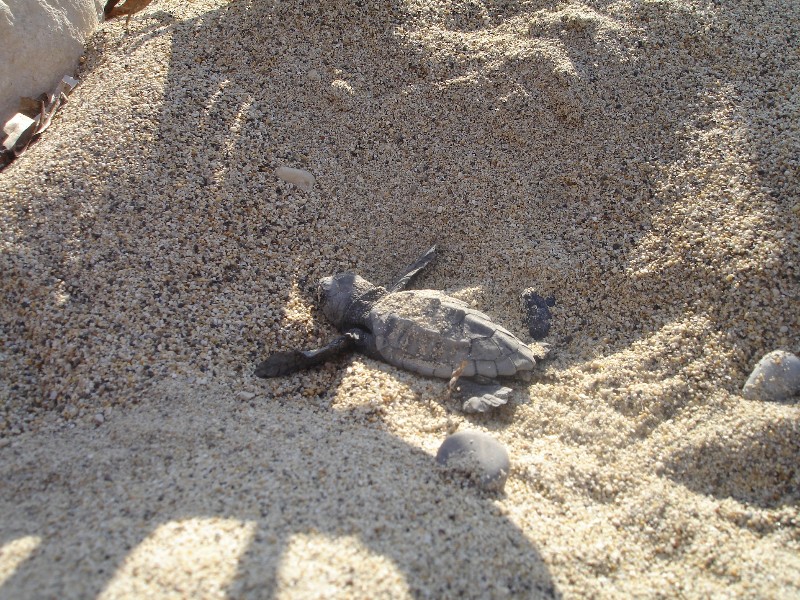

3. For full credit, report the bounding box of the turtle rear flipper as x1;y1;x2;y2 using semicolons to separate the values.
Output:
255;334;356;378
450;378;513;413
388;245;437;293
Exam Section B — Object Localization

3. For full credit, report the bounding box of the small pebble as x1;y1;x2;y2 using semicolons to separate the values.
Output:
92;412;105;425
521;289;554;340
236;391;257;401
436;431;510;492
275;166;315;192
327;79;355;108
742;350;800;402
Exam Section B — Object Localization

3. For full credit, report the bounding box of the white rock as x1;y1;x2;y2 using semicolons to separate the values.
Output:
0;0;103;124
2;113;35;150
275;166;315;192
236;391;257;401
742;350;800;402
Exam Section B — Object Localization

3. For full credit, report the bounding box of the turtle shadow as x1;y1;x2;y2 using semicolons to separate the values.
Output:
0;380;559;598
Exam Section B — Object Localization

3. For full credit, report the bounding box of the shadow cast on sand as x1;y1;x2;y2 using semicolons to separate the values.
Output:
0;381;558;598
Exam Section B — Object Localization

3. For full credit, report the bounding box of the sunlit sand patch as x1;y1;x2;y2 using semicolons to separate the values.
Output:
98;518;256;599
0;535;42;588
275;533;411;600
398;2;628;62
443;284;483;306
273;279;317;347
329;359;419;417
628;90;779;280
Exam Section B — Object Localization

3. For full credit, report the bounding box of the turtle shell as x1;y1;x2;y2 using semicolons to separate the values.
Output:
367;290;536;379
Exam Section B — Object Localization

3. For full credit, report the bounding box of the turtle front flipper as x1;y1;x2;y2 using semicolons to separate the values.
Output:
388;245;437;293
449;378;513;413
255;334;357;378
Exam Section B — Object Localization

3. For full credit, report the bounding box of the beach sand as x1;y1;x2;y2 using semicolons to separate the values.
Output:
1;0;798;596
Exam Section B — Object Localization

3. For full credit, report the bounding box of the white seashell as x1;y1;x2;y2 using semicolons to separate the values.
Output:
275;166;315;192
742;350;800;402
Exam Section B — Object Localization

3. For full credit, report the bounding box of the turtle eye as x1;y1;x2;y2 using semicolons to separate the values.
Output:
319;276;332;292
318;276;336;306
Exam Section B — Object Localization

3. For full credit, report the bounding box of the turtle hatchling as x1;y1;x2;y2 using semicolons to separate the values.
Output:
255;246;546;412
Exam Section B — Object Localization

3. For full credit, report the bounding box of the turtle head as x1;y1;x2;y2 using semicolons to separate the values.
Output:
319;272;377;329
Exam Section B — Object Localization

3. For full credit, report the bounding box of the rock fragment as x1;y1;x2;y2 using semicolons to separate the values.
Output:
2;113;36;152
742;350;800;402
436;431;510;492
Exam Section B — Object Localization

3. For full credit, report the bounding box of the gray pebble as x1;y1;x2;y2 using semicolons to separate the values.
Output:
436;431;510;492
742;350;800;402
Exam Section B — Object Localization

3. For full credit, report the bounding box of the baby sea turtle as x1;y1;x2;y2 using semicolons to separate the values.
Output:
255;246;545;412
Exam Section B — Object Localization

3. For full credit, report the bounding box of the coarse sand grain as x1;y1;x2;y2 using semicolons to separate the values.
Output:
1;0;798;597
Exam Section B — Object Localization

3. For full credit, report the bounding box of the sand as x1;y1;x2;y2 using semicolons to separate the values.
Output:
1;0;798;597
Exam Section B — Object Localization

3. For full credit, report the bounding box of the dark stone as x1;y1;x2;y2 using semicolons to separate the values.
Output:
521;289;553;340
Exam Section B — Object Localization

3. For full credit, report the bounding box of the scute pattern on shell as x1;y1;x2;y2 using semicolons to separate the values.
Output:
368;290;536;379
